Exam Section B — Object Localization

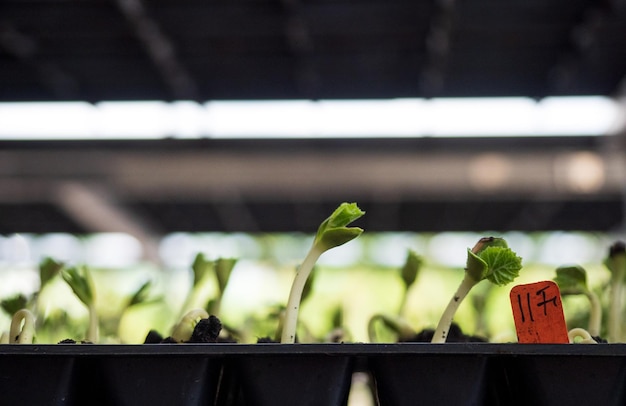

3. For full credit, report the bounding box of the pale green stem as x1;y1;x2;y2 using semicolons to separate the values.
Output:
87;305;99;343
10;309;36;344
609;269;623;342
586;291;602;338
280;246;323;343
431;274;478;343
367;314;383;343
0;332;8;344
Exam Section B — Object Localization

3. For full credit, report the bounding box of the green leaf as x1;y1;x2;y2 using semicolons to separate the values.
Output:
400;250;423;289
61;266;94;306
128;280;153;307
605;241;626;280
1;294;28;316
39;257;64;288
465;249;489;281
314;202;365;252
215;258;237;294
192;253;214;287
480;246;523;286
554;265;588;294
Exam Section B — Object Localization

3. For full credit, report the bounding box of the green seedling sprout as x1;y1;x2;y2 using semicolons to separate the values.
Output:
399;249;423;316
553;265;602;337
367;314;416;343
431;237;523;343
568;327;598;344
9;309;36;344
171;308;210;343
605;241;626;342
280;202;364;343
62;266;99;343
182;254;236;318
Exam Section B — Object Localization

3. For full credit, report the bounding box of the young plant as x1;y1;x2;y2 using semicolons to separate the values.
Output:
367;313;416;343
605;241;626;342
431;237;523;343
8;309;36;344
553;265;602;337
280;202;365;343
62;266;99;343
170;308;210;343
399;249;423;316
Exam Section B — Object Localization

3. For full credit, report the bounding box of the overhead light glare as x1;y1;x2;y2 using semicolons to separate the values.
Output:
0;96;621;140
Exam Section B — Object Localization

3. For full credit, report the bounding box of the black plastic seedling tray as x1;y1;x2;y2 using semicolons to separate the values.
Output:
2;343;626;406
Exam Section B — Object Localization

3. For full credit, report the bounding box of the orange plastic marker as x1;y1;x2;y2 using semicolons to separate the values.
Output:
510;281;569;343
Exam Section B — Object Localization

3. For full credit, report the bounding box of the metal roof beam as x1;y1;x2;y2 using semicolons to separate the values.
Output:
115;0;198;100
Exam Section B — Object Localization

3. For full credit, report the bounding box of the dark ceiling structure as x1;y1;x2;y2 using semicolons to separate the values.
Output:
0;0;625;244
1;0;626;101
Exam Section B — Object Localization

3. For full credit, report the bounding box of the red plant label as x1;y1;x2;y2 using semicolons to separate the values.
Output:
510;281;569;343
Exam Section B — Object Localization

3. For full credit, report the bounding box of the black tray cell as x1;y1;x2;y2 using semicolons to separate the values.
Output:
233;354;354;406
370;354;493;406
0;355;75;405
502;355;626;406
71;356;222;406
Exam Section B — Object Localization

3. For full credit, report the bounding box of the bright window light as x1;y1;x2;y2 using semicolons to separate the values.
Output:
0;97;621;140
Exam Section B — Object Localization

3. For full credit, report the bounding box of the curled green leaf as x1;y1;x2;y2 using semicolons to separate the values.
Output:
61;266;94;306
401;249;423;289
1;294;28;317
554;265;588;294
465;237;522;285
39;257;64;288
192;253;214;287
314;202;364;252
215;258;237;295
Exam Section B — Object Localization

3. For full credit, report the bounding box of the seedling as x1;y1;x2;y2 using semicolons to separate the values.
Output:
171;308;210;343
399;249;423;316
431;237;523;343
280;202;364;343
553;265;601;337
62;266;99;343
5;309;36;344
367;314;416;343
605;241;626;342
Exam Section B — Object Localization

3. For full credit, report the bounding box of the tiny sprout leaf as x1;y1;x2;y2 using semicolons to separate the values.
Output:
61;266;94;306
480;246;523;286
215;258;237;294
465;249;489;281
317;227;363;252
1;294;28;316
314;202;365;252
128;280;153;307
554;265;588;294
192;253;214;287
39;257;64;288
605;241;626;279
401;250;423;289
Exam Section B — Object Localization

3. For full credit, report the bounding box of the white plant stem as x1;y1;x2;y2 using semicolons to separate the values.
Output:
281;246;323;343
87;306;99;343
10;309;36;344
431;274;478;343
586;291;602;338
609;270;623;342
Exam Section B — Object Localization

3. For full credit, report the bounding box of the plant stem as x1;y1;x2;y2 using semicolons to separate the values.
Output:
431;274;478;343
609;268;624;342
280;246;322;343
10;309;36;344
586;291;601;338
87;305;99;343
